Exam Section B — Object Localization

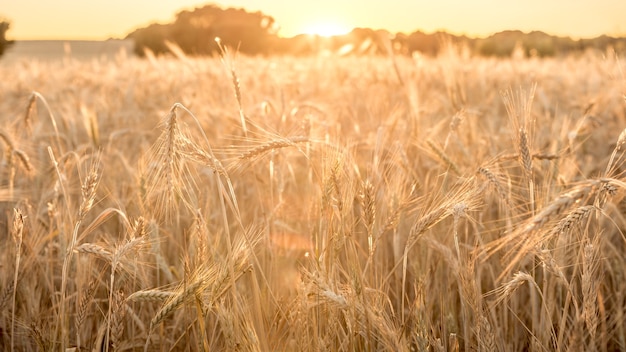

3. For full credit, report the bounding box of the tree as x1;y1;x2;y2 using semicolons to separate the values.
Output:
128;23;171;56
127;4;279;56
0;19;14;57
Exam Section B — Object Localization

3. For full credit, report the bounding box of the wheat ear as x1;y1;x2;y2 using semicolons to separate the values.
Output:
582;243;599;338
427;139;461;175
110;290;126;351
551;205;595;237
23;93;37;133
150;279;204;328
491;271;539;307
238;136;309;161
518;128;535;214
604;127;626;176
477;167;509;205
10;208;24;352
106;233;146;351
216;37;247;136
59;160;100;350
486;180;598;269
476;315;496;352
76;278;98;350
361;179;376;258
127;289;175;302
49;146;69;350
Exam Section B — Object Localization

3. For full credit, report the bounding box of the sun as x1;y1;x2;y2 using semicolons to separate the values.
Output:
302;22;351;37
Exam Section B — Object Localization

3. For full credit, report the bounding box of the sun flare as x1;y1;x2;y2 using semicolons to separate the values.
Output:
302;22;351;37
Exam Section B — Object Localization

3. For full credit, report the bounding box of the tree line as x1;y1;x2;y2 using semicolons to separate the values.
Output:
126;5;626;57
2;5;625;59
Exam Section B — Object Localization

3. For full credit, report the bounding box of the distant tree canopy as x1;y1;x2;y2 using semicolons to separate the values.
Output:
126;4;626;58
0;20;15;57
127;4;278;56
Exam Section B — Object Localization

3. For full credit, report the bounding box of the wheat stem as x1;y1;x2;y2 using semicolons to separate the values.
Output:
10;208;24;352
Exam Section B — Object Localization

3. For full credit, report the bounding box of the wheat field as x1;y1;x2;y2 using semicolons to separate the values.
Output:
1;45;625;351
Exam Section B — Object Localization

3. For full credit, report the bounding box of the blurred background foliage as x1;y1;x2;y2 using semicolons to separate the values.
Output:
126;4;626;57
0;20;15;56
1;4;626;58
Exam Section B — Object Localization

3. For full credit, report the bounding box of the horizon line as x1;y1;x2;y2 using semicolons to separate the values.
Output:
8;27;626;43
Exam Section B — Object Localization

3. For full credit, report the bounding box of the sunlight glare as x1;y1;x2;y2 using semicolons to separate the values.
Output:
302;22;351;37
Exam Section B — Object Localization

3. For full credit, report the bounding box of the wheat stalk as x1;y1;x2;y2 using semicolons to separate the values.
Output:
145;230;257;350
582;243;599;339
143;105;184;220
444;110;464;150
178;136;228;176
106;233;147;351
215;299;261;352
216;37;248;136
110;290;126;351
75;243;113;261
76;278;98;349
0;280;14;313
476;315;496;352
190;210;209;266
29;322;47;351
23;93;37;133
48;146;70;350
330;159;344;212
13;149;33;174
58;163;101;349
551;205;595;236
452;202;467;261
395;180;479;322
477;166;512;210
0;129;15;151
502;85;537;216
127;289;175;302
426;139;461;175
238;136;309;161
79;166;99;220
604;127;626;177
10;208;24;352
162;107;181;212
491;271;537;307
0;130;17;194
361;179;376;257
486;180;599;272
518;127;535;216
150;277;205;328
518;128;533;180
536;248;569;288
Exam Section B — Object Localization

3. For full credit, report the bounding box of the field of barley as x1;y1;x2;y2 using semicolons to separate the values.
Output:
1;44;625;351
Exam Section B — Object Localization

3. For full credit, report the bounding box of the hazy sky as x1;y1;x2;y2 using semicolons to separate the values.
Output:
2;0;625;40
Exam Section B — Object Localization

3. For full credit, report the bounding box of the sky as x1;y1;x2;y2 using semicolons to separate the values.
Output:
2;0;626;40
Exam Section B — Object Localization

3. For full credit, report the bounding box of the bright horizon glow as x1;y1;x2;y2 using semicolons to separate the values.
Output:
302;22;351;37
2;1;626;41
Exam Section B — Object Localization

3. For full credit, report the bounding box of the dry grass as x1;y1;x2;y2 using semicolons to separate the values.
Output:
0;46;625;351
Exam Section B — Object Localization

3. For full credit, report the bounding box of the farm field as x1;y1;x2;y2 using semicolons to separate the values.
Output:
0;44;625;351
0;40;134;63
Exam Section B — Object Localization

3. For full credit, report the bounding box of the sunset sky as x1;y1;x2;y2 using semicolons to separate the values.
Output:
2;0;625;40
